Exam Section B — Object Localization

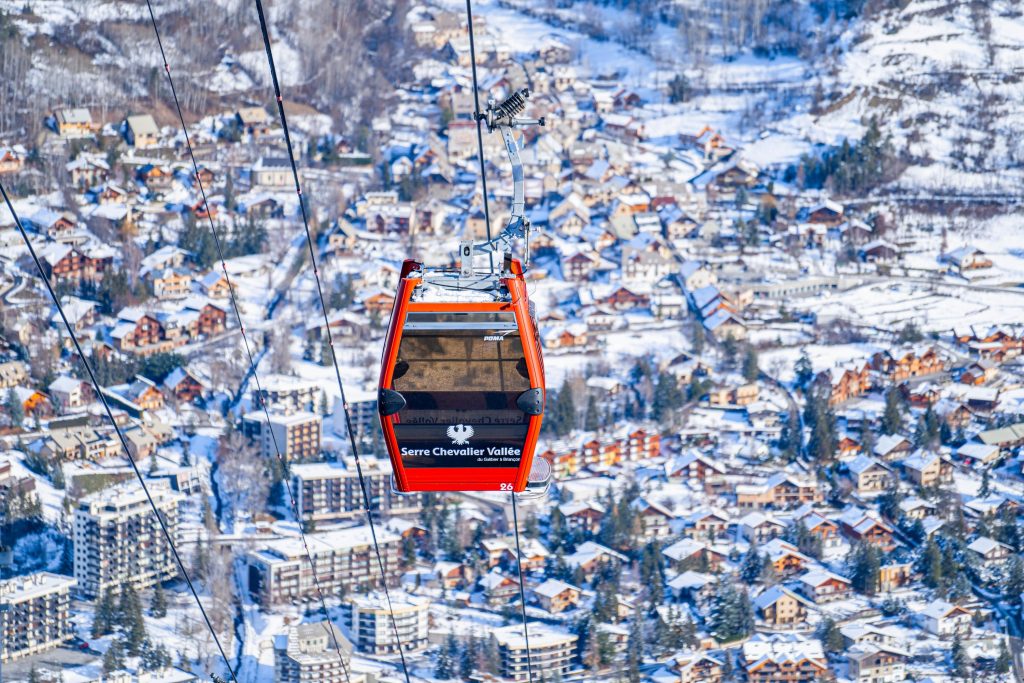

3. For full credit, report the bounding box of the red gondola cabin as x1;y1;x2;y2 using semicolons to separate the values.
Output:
378;259;548;492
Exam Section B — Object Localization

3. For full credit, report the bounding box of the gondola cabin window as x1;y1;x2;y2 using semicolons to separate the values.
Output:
390;311;531;469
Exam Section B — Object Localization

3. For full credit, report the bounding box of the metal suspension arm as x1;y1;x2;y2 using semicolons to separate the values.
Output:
472;88;545;260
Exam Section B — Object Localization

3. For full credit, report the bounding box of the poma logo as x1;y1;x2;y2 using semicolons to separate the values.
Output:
446;424;474;445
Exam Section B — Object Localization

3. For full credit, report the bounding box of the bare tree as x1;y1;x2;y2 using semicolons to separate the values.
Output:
217;428;270;522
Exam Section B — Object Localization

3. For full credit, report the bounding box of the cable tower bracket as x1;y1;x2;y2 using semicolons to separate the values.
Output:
472;88;545;267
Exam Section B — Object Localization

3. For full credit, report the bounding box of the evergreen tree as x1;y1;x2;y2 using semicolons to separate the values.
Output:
721;334;738;366
996;638;1011;675
882;387;903;435
817;617;844;653
742;345;760;382
584;394;600;432
92;589;117;637
150;582;168;618
847;543;881;595
1005;555;1024;600
626;605;643;683
550;386;577;437
709;581;754;642
28;667;41;683
979;467;991;498
141;639;172;672
668;73;691;103
435;632;458;679
102;638;126;673
951;634;971;680
921;536;942;589
794;350;814;389
652;371;683;423
739;543;762;585
691;323;705;355
460;636;479;679
4;387;22;428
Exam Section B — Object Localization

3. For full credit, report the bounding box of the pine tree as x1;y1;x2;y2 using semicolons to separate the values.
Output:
691;323;705;355
626;605;643;683
794;350;813;389
28;667;41;683
102;638;126;673
1005;555;1024;600
740;543;761;585
652;371;683;423
980;467;991;497
92;589;116;637
550;386;577;437
847;543;881;595
4;387;22;428
709;581;754;642
742;345;760;382
584;394;599;431
882;387;903;434
921;537;943;589
460;636;479;679
996;638;1011;675
951;634;971;680
435;632;458;679
150;582;168;618
817;617;844;653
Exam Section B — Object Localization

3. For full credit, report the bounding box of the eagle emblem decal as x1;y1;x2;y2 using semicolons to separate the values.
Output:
447;424;474;445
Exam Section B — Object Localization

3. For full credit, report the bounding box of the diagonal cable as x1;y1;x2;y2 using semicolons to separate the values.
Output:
511;493;536;682
140;2;351;679
250;2;413;680
0;181;238;683
465;0;495;273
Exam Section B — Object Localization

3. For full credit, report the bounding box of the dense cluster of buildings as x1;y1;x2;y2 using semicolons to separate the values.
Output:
1;0;1024;681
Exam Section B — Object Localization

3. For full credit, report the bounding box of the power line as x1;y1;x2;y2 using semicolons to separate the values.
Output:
465;0;495;274
510;493;536;683
250;2;413;681
0;181;238;683
140;2;352;679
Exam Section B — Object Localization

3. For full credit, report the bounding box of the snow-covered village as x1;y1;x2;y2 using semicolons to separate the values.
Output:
3;0;1024;681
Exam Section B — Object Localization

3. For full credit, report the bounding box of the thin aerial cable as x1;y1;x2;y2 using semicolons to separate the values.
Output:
250;2;413;681
510;493;536;683
465;0;495;273
0;181;238;683
140;3;351;679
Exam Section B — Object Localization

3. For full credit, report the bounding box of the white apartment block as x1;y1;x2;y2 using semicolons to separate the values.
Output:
252;374;322;415
493;623;577;682
73;482;181;597
242;410;322;460
342;591;430;655
0;572;77;663
247;525;401;607
274;621;365;683
291;456;423;523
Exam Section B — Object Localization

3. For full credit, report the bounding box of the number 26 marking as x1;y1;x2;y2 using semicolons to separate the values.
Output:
499;483;513;491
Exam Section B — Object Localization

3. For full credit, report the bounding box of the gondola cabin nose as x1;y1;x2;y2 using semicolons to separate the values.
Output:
377;265;547;493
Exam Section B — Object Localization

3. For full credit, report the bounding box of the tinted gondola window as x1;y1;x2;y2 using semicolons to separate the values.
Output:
389;311;533;468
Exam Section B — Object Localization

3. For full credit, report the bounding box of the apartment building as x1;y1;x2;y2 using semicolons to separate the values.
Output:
274;622;365;683
0;572;77;663
73;482;181;597
252;374;322;415
242;410;322;460
247;525;401;607
342;592;430;655
492;623;577;682
291;456;423;523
